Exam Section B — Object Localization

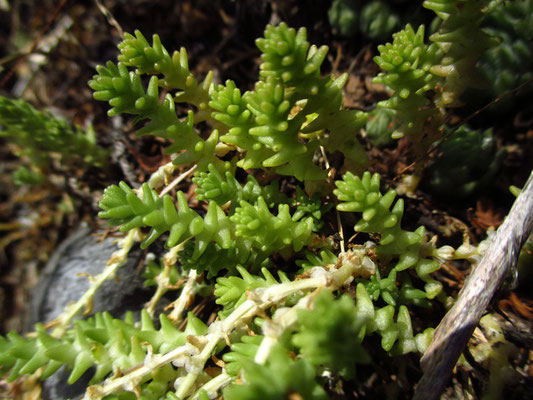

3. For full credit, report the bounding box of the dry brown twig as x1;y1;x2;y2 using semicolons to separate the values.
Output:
414;168;533;400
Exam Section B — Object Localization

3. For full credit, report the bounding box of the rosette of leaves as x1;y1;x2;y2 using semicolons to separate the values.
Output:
360;1;400;41
476;0;533;113
363;268;431;308
329;0;402;41
363;267;400;306
292;187;332;232
425;125;504;198
328;0;360;37
372;24;444;154
0;96;108;173
423;0;499;106
222;344;328;400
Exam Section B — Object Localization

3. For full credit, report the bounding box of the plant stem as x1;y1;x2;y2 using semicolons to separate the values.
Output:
50;229;140;337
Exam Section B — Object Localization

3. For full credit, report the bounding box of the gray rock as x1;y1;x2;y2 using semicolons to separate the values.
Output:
31;225;152;400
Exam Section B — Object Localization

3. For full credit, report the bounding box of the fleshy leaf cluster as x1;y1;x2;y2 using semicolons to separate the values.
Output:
256;23;328;87
223;344;328;400
360;1;400;41
363;267;431;308
0;310;206;392
373;24;444;151
88;62;220;171
90;23;368;181
329;0;400;41
292;289;371;378
98;180;316;275
334;171;442;298
230;197;314;255
193;164;328;232
424;0;499;106
215;267;291;317
365;301;434;355
0;96;108;170
209;47;367;179
117;30;212;114
0;17;488;400
193;163;288;210
328;0;360;37
222;335;264;376
365;107;397;147
476;0;533;113
98;182;232;253
425;125;505;198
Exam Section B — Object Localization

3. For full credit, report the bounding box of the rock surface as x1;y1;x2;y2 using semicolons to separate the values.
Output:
30;225;150;400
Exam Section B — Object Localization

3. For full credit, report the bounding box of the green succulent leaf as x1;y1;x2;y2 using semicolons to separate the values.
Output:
334;171;439;283
231;197;315;254
256;23;328;88
215;267;290;317
372;23;444;151
98;181;232;251
223;344;328;400
0;96;108;170
0;311;206;386
360;1;400;41
193;163;289;211
293;289;372;378
222;334;264;376
425;125;504;198
424;0;499;106
329;0;360;37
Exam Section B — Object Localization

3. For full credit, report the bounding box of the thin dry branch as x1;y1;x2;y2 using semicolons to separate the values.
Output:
414;169;533;400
